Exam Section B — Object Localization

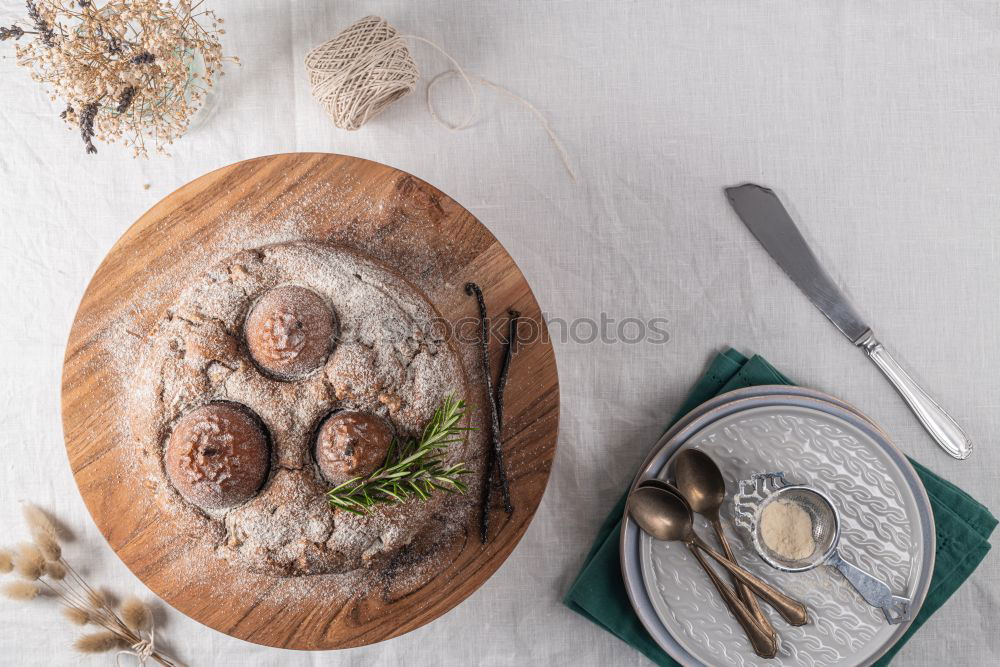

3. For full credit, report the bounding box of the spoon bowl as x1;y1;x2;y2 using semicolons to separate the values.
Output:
674;449;727;520
628;485;694;543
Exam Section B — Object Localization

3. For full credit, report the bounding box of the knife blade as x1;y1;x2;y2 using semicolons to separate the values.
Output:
724;184;870;343
725;183;973;460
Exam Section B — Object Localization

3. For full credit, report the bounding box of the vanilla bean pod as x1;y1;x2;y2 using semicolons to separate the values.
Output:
466;283;513;543
479;310;521;542
495;310;520;426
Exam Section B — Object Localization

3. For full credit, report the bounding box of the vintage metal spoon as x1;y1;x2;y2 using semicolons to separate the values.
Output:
674;449;775;636
629;484;809;626
630;483;777;658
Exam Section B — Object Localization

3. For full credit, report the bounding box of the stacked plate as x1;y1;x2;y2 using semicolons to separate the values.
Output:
620;386;935;666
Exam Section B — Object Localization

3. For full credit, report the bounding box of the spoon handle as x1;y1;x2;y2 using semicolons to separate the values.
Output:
712;518;774;634
686;544;778;658
692;536;809;626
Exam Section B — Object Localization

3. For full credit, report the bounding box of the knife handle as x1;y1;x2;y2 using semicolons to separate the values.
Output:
857;331;973;460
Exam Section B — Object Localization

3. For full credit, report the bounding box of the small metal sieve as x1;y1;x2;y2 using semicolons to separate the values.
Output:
752;485;839;572
735;473;912;624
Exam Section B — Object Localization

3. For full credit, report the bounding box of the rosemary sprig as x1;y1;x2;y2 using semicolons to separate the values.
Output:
327;395;472;514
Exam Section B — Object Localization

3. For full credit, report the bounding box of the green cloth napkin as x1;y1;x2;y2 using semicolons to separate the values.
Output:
563;348;996;666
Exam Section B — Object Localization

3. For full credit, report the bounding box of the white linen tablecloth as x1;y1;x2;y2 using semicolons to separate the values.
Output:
1;1;997;664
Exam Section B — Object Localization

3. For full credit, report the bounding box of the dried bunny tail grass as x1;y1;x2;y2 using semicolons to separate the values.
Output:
22;504;60;542
44;560;67;581
121;596;152;633
0;548;12;574
73;631;122;654
34;532;61;562
13;543;46;580
87;588;108;610
63;606;91;626
1;580;40;601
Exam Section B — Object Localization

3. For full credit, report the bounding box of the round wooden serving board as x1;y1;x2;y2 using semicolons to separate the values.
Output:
61;153;559;649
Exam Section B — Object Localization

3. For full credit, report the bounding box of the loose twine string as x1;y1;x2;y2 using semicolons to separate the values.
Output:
114;616;168;666
304;16;576;181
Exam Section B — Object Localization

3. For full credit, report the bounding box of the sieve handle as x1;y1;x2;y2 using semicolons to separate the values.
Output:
828;551;912;624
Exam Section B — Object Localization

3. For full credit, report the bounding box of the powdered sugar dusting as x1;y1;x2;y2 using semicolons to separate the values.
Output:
99;240;485;604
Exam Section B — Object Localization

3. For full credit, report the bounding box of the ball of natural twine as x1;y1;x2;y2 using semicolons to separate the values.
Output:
304;15;575;180
304;16;419;131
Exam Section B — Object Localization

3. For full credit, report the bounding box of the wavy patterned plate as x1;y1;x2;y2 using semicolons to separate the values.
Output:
621;389;934;667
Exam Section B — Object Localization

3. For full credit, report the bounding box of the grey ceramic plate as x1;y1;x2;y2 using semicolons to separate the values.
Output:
620;387;934;667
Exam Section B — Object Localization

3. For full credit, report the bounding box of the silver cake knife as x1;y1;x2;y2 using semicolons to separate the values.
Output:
725;183;972;460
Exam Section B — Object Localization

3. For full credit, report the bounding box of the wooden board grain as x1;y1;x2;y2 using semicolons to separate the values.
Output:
61;153;559;649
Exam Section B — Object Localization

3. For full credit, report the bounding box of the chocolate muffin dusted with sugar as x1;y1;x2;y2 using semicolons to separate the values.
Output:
315;410;394;486
245;285;336;380
165;402;270;511
131;242;471;577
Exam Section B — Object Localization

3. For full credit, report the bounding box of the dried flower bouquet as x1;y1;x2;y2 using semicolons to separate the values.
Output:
1;0;236;156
